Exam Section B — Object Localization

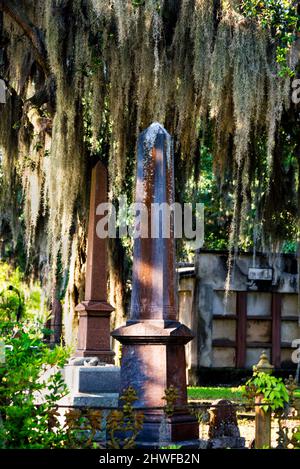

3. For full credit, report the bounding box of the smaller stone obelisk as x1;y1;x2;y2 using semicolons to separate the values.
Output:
75;161;114;363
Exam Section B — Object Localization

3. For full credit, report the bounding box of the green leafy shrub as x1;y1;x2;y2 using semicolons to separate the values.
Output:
0;322;70;448
243;371;290;413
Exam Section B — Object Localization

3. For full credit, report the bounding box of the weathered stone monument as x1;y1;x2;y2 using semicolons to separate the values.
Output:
208;400;245;448
112;123;199;445
63;161;119;409
75;161;114;363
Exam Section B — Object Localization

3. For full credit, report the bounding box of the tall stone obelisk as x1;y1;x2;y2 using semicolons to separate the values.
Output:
75;161;114;364
112;123;199;444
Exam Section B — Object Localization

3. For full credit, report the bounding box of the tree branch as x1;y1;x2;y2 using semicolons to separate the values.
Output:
0;0;50;76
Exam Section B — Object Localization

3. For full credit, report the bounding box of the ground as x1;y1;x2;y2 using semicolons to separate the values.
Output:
188;386;300;448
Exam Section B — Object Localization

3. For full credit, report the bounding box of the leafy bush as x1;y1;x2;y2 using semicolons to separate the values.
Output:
0;322;70;448
243;371;290;413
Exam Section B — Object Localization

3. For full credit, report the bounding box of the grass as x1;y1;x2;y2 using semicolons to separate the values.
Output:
187;386;243;401
188;386;300;402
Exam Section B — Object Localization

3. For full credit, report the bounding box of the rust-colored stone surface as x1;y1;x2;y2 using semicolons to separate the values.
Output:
130;129;176;322
112;123;198;443
75;162;114;364
85;162;107;302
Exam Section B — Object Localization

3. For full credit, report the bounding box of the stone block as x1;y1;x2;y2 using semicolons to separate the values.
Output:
208;437;245;449
79;367;120;393
71;393;118;408
64;364;120;395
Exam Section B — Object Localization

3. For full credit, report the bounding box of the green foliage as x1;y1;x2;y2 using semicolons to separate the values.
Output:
179;145;230;259
180;128;299;256
243;371;290;412
242;0;300;76
0;262;48;323
0;286;25;322
293;428;300;448
0;322;70;448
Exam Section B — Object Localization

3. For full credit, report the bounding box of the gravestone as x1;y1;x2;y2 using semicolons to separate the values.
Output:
112;123;199;446
208;399;245;448
75;161;114;363
62;161;119;413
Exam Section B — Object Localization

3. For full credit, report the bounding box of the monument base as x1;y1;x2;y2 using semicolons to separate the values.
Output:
64;362;120;394
58;391;119;444
60;362;120;442
59;391;119;409
136;439;207;449
112;320;199;445
136;410;199;443
207;437;245;449
75;301;115;364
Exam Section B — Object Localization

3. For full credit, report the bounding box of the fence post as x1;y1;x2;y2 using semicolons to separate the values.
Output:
254;351;274;449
